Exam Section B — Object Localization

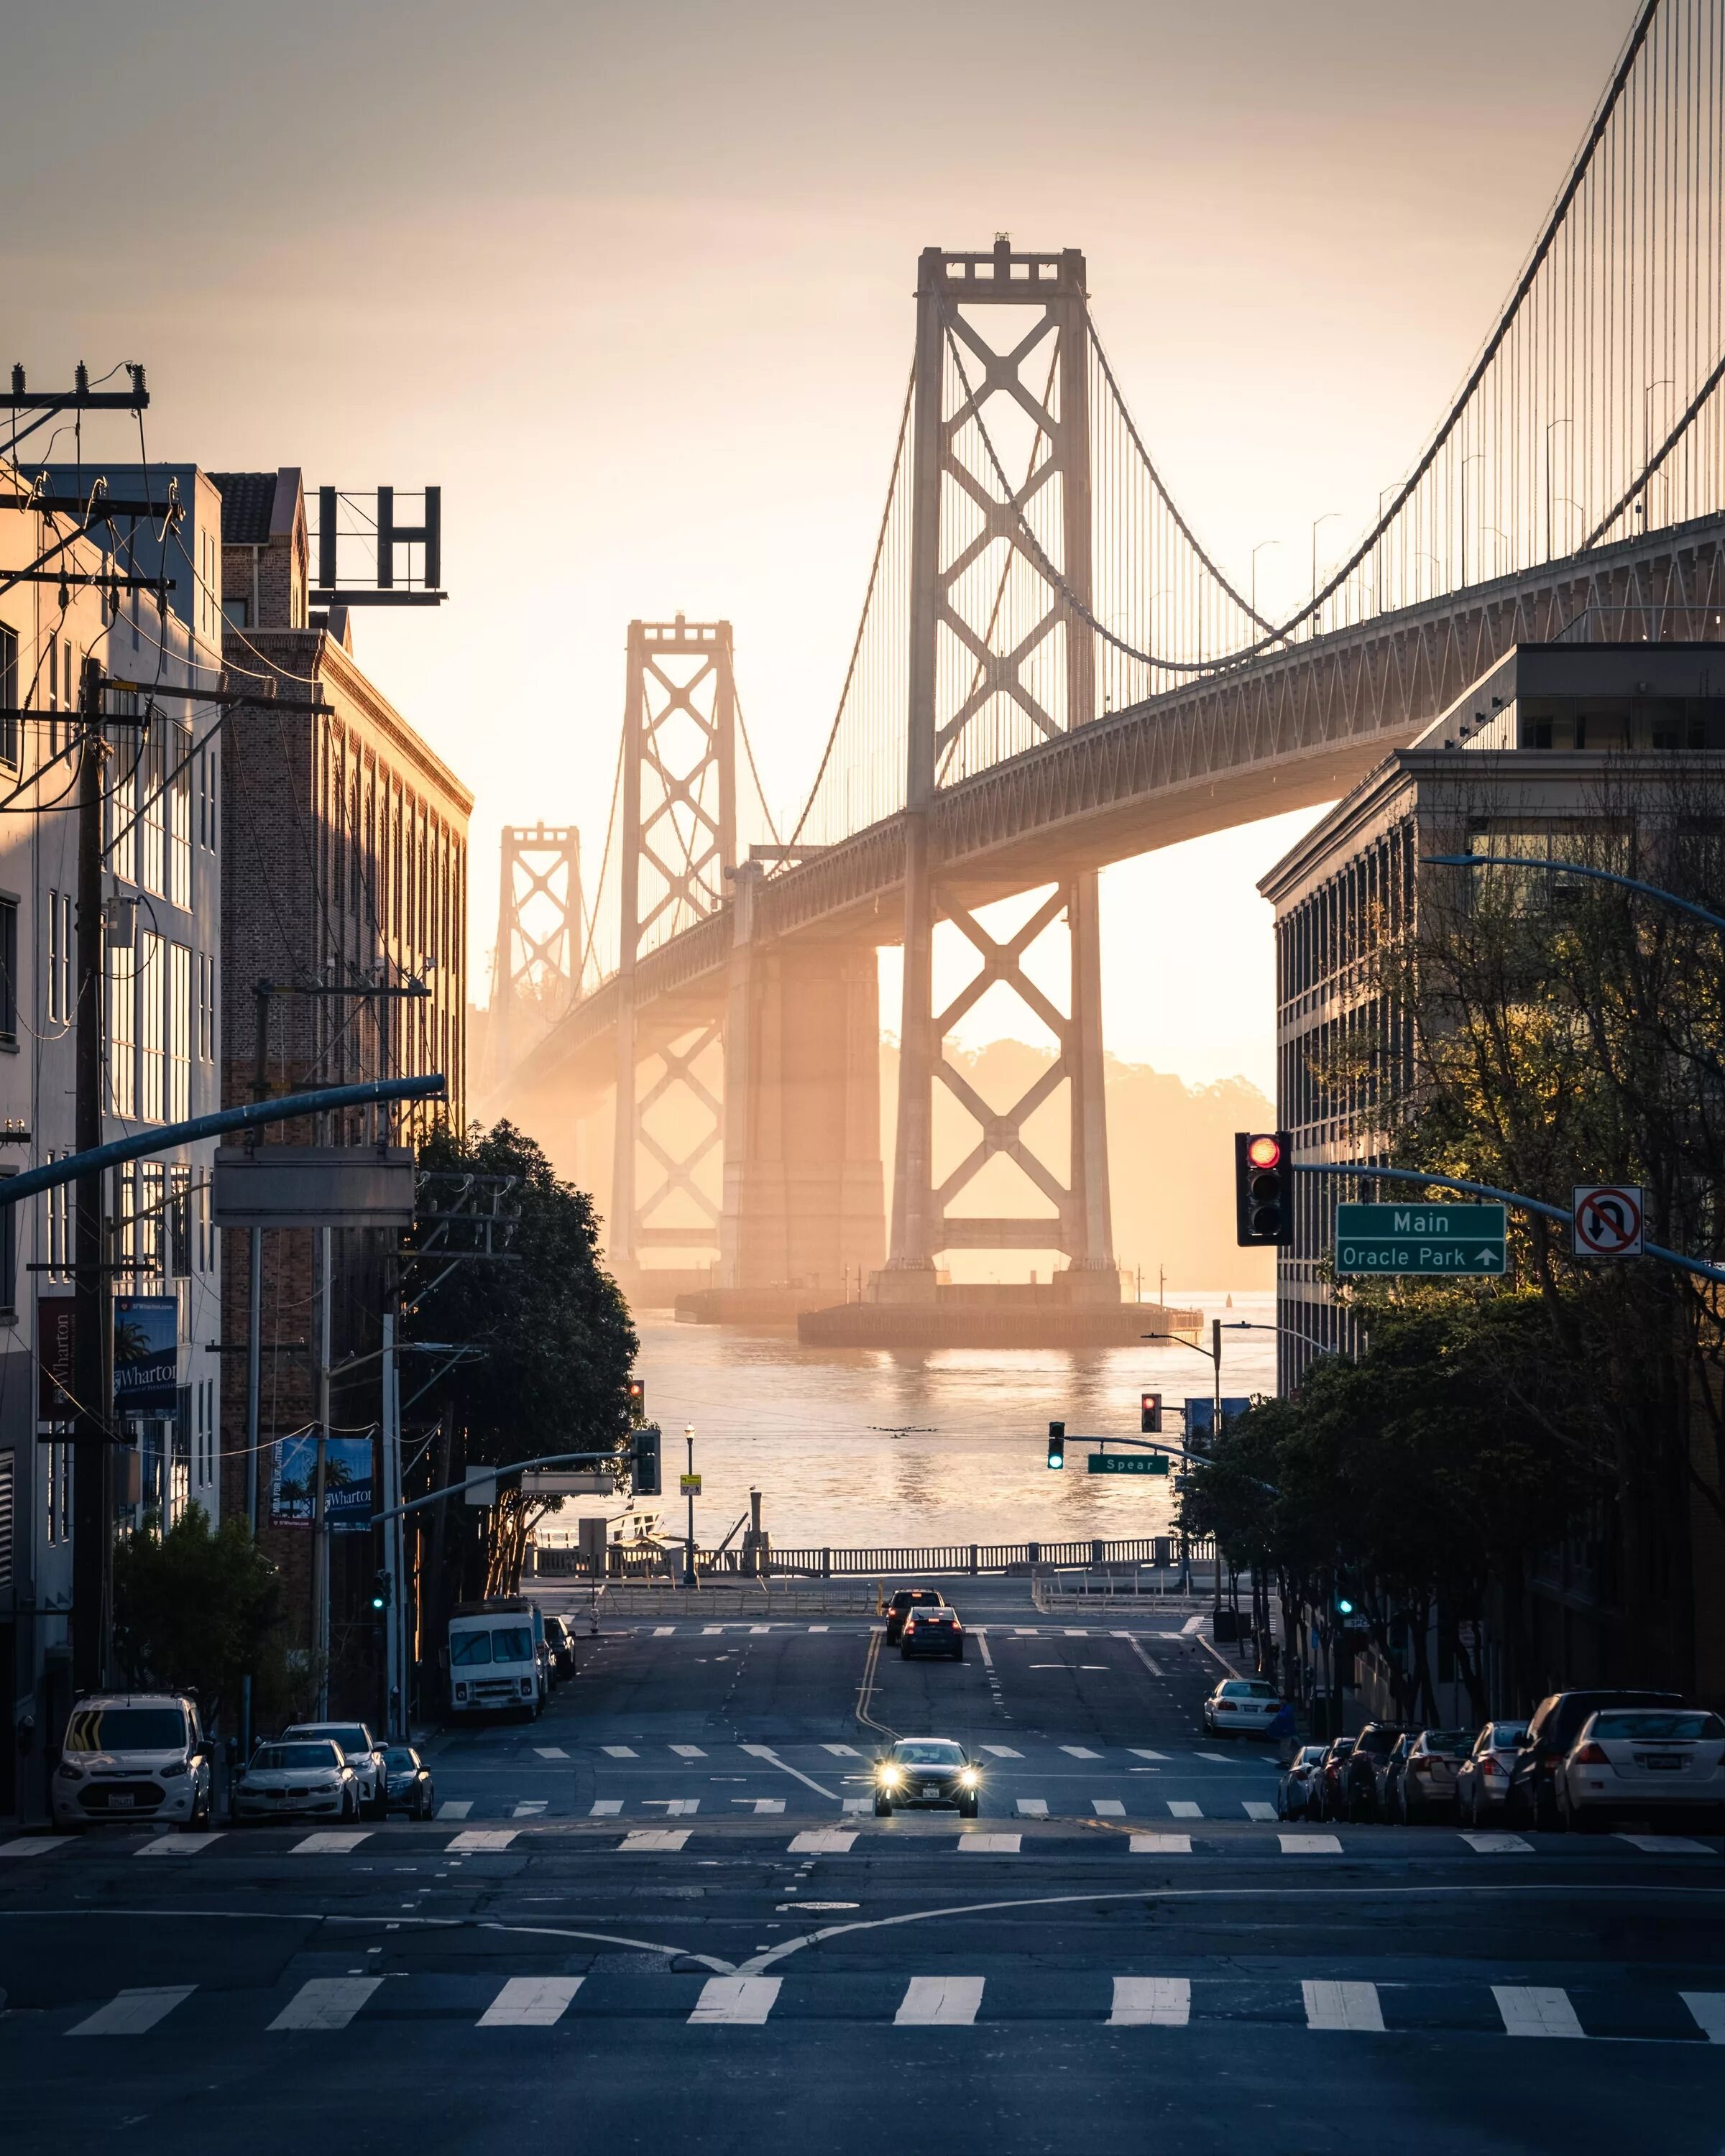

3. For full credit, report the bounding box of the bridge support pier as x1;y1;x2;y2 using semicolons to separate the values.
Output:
719;865;885;1300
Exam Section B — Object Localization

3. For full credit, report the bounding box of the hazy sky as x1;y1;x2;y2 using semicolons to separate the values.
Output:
2;0;1639;1094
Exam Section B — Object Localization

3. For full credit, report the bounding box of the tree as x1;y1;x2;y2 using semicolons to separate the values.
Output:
408;1120;637;1599
111;1505;296;1728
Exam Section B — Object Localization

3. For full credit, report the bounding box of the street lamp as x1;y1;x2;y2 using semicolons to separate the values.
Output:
1460;451;1484;588
1544;417;1572;558
1642;378;1674;524
683;1423;697;1588
1310;514;1340;635
1251;540;1281;630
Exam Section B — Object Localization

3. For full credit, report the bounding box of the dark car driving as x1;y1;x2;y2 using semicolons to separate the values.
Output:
885;1588;946;1644
543;1616;576;1681
1506;1689;1683;1829
901;1608;965;1660
873;1737;981;1817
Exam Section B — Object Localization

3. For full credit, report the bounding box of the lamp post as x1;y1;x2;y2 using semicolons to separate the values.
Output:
1144;1322;1225;1621
1545;417;1571;557
683;1423;697;1588
1309;514;1340;635
1642;378;1673;523
1251;540;1281;631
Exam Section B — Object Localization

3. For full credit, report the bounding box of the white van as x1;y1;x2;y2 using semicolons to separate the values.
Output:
446;1599;546;1720
52;1692;215;1832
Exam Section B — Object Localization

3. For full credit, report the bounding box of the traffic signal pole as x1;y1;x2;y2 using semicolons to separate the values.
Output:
70;661;111;1694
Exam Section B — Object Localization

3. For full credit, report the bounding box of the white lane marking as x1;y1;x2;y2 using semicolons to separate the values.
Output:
137;1834;223;1856
670;1745;707;1758
1494;1984;1583;2037
1181;1615;1205;1634
1196;1751;1233;1764
1129;1748;1169;1762
738;1742;840;1801
736;1798;785;1815
975;1632;995;1671
1462;1831;1531;1853
479;1976;584;2027
269;1977;381;2031
1243;1802;1277;1822
749;1626;771;1635
447;1829;518;1851
602;1746;638;1759
842;1798;871;1814
788;1830;857;1853
1280;1833;1340;1853
512;1802;548;1818
1092;1800;1126;1818
69;1984;196;2036
1016;1797;1049;1817
436;1800;472;1820
653;1626;676;1637
1061;1746;1103;1759
957;1833;1021;1853
1130;1834;1192;1853
292;1831;370;1853
702;1626;725;1636
1618;1833;1713;1854
589;1800;623;1817
620;1830;691;1851
980;1745;1023;1759
1110;1976;1190;2027
808;1625;829;1633
645;1798;699;1816
1303;1979;1384;2032
896;1976;983;2026
1063;1629;1090;1637
1681;1991;1725;2041
533;1746;569;1760
1167;1801;1202;1819
690;1976;781;2024
0;1838;62;1857
1013;1627;1039;1635
822;1744;861;1757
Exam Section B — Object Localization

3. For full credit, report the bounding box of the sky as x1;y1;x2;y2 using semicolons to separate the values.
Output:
1;0;1641;1095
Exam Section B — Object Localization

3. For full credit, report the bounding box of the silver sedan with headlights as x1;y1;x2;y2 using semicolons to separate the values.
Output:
873;1737;982;1818
232;1739;359;1825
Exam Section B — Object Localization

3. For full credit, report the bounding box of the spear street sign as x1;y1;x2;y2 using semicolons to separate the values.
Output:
1087;1451;1170;1475
1334;1201;1507;1276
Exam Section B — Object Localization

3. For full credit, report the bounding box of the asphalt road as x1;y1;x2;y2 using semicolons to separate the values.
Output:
4;1611;1723;2154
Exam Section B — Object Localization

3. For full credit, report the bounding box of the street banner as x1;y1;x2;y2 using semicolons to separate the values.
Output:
37;1294;76;1419
271;1431;375;1534
113;1294;178;1414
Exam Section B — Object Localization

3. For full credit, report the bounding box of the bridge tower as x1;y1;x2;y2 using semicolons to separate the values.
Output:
484;824;581;1096
612;617;735;1281
884;239;1116;1299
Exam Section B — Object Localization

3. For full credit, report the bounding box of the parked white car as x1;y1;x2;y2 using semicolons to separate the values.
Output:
1558;1708;1725;1831
1455;1721;1527;1824
281;1720;390;1818
233;1739;358;1825
52;1692;214;1833
1202;1677;1281;1738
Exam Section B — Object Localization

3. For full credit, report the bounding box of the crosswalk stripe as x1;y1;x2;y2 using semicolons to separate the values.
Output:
270;1977;382;2031
842;1798;871;1814
1016;1797;1049;1817
602;1746;638;1759
1110;1976;1189;2027
0;1838;61;1857
137;1833;223;1855
1130;1834;1192;1853
436;1800;472;1820
1195;1751;1233;1763
1181;1614;1205;1634
788;1830;857;1853
739;1799;784;1815
1061;1746;1102;1759
1280;1833;1341;1853
702;1626;724;1636
1618;1833;1713;1853
1063;1629;1090;1637
749;1625;770;1634
980;1745;1023;1759
479;1976;584;2027
589;1800;622;1817
620;1830;691;1851
291;1831;369;1853
1243;1802;1276;1822
671;1745;707;1758
808;1625;829;1633
957;1833;1020;1853
822;1744;861;1757
1092;1800;1125;1818
896;1976;983;2026
690;1976;780;2024
653;1626;676;1637
446;1829;518;1851
533;1746;569;1760
1303;1980;1384;2032
1494;1984;1583;2037
1013;1627;1039;1635
1167;1801;1202;1819
68;1985;195;2036
512;1802;548;1818
1462;1830;1530;1853
1128;1749;1169;1762
1681;1991;1725;2041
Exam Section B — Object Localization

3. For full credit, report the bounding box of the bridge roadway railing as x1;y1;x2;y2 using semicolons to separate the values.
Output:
533;1533;1218;1580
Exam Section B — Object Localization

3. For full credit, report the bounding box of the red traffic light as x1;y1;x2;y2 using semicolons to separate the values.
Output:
1140;1391;1162;1434
1246;1134;1282;1169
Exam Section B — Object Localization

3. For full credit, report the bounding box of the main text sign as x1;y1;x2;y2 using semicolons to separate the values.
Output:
1334;1202;1506;1276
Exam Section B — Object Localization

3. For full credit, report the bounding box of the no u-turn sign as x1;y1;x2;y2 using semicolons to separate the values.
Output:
1573;1185;1645;1258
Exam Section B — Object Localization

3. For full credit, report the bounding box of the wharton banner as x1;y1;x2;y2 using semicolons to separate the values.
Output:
271;1432;375;1534
113;1295;179;1416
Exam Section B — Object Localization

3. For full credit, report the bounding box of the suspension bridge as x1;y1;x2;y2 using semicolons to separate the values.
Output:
488;0;1725;1332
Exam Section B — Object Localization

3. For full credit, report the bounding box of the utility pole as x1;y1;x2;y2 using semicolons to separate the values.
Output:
312;1225;333;1716
70;658;111;1692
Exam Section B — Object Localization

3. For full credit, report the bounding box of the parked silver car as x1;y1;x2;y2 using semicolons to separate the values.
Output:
234;1740;358;1825
1276;1743;1329;1820
1397;1727;1477;1823
282;1720;389;1818
1455;1721;1528;1825
1557;1708;1725;1833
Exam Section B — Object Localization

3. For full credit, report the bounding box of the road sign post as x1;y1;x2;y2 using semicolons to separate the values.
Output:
1573;1185;1644;1258
1333;1201;1506;1276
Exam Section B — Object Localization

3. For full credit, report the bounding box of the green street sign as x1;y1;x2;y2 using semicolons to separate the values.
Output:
1087;1452;1170;1475
1335;1201;1506;1276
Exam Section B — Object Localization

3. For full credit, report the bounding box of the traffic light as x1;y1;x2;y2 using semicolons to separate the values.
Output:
627;1376;646;1424
1046;1420;1066;1470
632;1422;662;1496
1235;1130;1294;1245
1140;1391;1162;1434
370;1570;392;1611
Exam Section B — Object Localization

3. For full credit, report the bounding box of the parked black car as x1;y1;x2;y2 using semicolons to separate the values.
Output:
885;1588;947;1644
1506;1689;1683;1829
1339;1723;1407;1821
382;1745;436;1819
1315;1736;1356;1821
1371;1732;1416;1822
1277;1743;1330;1821
543;1616;576;1680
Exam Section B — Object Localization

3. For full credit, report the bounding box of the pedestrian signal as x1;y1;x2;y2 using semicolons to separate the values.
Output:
632;1422;662;1496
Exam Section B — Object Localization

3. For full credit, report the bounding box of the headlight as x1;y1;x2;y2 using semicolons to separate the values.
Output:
959;1768;979;1787
878;1764;901;1784
56;1759;83;1781
160;1761;189;1779
454;1685;468;1701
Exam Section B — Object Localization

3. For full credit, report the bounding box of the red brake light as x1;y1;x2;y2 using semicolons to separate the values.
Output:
1481;1756;1503;1777
1247;1134;1282;1169
1572;1741;1608;1766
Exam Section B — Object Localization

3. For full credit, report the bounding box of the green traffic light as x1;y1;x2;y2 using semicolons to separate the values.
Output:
1337;1595;1355;1616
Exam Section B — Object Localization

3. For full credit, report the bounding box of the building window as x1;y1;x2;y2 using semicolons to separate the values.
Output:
169;726;192;910
44;1150;70;1284
0;897;17;1046
0;625;17;769
139;728;166;898
46;1437;71;1545
168;943;191;1121
137;929;165;1121
169;1164;191;1276
47;889;72;1026
222;596;249;631
0;1448;12;1590
196;950;216;1061
196;1175;213;1273
137;1160;165;1280
106;942;136;1116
